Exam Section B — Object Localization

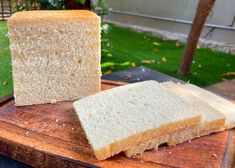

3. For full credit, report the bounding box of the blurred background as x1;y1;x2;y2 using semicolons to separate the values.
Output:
105;0;235;45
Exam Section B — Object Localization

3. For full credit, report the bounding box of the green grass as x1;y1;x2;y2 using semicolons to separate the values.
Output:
0;21;13;97
102;23;235;86
0;21;235;97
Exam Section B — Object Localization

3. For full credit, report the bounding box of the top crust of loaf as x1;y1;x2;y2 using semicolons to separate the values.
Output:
8;10;99;24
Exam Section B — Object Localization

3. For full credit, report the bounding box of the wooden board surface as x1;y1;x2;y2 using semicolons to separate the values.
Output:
0;80;235;168
206;79;235;102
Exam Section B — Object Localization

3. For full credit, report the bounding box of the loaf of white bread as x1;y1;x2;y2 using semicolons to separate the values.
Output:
8;10;101;106
73;80;235;160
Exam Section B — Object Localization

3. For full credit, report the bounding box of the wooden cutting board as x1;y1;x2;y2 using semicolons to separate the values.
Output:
0;80;234;168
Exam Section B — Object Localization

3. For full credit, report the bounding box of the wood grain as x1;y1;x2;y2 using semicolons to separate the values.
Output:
206;79;235;102
0;80;234;168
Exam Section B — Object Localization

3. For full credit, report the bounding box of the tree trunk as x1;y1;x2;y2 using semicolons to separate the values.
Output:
178;0;216;76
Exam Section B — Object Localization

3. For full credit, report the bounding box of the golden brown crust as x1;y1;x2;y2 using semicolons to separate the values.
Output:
167;118;225;145
93;115;201;160
8;10;99;25
124;118;225;157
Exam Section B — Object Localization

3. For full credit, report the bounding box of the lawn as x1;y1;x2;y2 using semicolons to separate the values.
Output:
0;21;235;97
102;23;235;86
0;21;13;97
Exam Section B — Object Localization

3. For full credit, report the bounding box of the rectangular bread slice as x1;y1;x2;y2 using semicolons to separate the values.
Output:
124;82;225;157
73;80;201;160
164;82;226;145
184;83;235;129
8;10;101;106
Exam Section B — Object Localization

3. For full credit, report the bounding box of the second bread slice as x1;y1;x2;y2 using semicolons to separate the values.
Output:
124;82;225;157
184;83;235;129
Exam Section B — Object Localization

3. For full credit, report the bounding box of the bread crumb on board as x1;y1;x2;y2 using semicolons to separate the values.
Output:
212;153;217;158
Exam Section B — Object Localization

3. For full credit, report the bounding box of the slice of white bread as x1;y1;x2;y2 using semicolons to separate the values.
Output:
124;82;226;157
8;10;101;106
73;80;201;160
183;83;235;129
164;81;226;145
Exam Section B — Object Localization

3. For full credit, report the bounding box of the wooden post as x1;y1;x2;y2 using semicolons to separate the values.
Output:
178;0;216;76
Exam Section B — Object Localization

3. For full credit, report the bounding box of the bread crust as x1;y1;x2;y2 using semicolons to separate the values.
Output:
91;116;201;160
124;118;225;157
8;10;99;25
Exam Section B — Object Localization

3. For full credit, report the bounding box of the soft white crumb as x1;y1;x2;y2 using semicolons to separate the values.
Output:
25;131;29;136
71;127;74;130
56;119;59;123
